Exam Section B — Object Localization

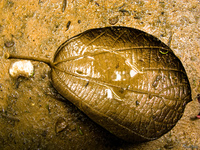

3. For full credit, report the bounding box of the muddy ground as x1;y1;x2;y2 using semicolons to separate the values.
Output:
0;0;200;149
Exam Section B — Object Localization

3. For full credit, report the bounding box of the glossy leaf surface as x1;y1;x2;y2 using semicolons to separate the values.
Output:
51;27;191;142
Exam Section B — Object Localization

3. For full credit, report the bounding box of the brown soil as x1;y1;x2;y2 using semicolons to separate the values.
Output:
0;0;199;149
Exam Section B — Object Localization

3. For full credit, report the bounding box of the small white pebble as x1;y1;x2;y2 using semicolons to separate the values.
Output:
9;60;34;78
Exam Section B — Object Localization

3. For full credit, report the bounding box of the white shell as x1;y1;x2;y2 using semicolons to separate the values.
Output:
9;60;34;78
